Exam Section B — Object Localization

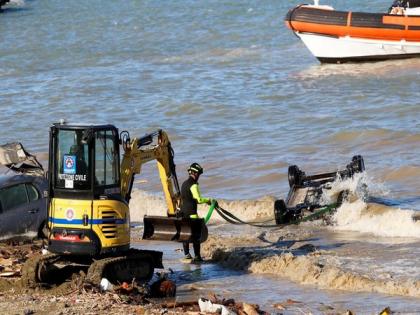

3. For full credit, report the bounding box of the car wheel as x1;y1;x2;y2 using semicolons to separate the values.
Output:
288;165;303;187
274;199;287;224
351;155;365;173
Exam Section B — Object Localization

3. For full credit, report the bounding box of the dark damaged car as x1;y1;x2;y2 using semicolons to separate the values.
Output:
0;143;48;239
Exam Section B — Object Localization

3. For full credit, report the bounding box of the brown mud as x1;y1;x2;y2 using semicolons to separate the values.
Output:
0;240;88;297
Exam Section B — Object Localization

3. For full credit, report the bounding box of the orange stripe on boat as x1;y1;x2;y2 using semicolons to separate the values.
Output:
383;15;420;27
289;23;420;41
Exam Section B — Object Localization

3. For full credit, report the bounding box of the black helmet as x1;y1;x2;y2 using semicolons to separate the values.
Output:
188;162;203;175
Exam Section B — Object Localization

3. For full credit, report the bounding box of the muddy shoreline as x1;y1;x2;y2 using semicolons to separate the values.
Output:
0;223;410;315
201;227;420;299
0;239;270;315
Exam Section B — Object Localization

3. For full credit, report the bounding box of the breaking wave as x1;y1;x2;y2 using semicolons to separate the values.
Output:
129;189;275;223
319;172;420;238
332;200;420;238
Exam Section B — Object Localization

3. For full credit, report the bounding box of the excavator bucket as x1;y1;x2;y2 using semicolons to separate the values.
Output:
142;216;208;243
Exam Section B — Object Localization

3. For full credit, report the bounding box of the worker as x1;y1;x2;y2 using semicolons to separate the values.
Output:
180;162;212;262
388;0;420;13
389;0;406;13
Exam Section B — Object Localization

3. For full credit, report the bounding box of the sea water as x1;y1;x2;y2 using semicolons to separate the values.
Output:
1;0;419;204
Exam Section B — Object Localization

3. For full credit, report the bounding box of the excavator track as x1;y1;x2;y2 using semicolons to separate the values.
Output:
21;253;60;288
86;249;163;286
21;249;162;289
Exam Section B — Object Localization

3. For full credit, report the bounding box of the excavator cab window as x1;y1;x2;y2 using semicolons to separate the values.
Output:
50;124;121;199
55;129;91;190
94;130;119;187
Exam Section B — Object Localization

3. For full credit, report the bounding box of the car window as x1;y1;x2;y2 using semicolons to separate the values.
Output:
26;184;39;202
0;184;28;211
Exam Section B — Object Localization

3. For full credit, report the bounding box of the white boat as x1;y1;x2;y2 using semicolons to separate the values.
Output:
286;1;420;63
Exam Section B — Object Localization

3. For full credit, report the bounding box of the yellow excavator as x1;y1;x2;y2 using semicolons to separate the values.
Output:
22;121;207;287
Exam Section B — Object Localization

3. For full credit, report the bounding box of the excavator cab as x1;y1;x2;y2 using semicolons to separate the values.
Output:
48;122;129;256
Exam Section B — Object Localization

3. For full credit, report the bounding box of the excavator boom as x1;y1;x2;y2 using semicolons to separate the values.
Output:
119;129;207;243
120;129;180;216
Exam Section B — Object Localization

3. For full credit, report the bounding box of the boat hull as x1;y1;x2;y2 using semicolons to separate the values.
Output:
297;32;420;63
286;5;420;63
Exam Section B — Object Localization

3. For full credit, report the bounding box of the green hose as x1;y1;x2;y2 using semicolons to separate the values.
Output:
204;200;217;224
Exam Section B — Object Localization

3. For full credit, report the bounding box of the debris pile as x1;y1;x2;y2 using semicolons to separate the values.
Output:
0;240;42;279
155;293;268;315
198;293;266;315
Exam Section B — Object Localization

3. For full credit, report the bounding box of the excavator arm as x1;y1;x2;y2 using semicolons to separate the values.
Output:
119;129;208;244
120;129;181;216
